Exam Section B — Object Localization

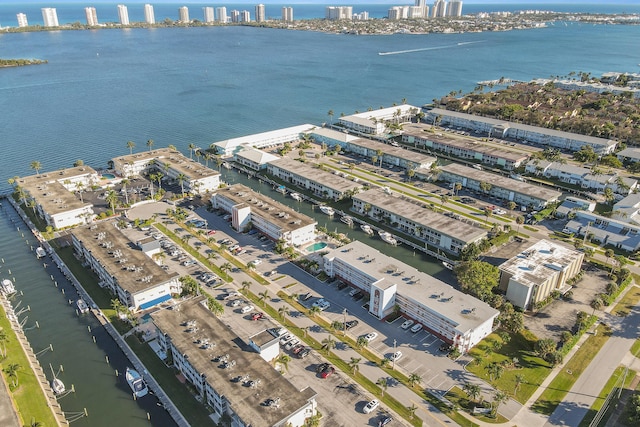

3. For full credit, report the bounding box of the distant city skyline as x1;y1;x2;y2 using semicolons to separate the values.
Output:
8;0;629;4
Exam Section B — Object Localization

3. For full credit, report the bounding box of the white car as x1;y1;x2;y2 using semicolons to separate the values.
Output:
317;301;330;311
364;332;378;342
280;334;294;345
363;399;380;414
251;259;262;266
400;319;414;330
494;209;507;215
230;299;244;307
312;299;327;308
391;351;402;361
410;323;423;333
240;305;254;314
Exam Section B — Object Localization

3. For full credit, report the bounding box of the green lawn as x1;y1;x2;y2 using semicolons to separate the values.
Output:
578;366;637;427
0;306;59;427
613;285;640;317
445;386;509;424
466;330;552;404
125;336;216;426
532;324;612;415
631;339;640;359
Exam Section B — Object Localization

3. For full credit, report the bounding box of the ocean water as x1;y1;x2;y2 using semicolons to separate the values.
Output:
0;5;639;191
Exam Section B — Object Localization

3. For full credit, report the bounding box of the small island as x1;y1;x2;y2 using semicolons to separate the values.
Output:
0;58;48;68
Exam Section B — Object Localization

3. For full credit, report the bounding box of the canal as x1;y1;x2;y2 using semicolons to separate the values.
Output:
0;202;176;427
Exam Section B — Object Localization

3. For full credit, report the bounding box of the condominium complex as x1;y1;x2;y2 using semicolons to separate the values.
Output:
211;124;316;157
241;10;251;22
117;4;129;25
211;183;317;246
152;297;318;427
432;0;447;17
352;188;487;254
85;7;98;26
388;6;428;20
72;221;181;311
230;10;240;23
16;13;28;27
338;105;420;135
499;240;583;310
255;4;265;22
448;0;463;16
41;8;59;27
424;108;618;154
217;7;228;23
15;166;99;229
323;241;499;352
325;6;352;20
144;3;155;24
178;6;189;23
346;138;436;171
282;7;294;22
203;7;214;23
111;148;220;195
267;158;363;201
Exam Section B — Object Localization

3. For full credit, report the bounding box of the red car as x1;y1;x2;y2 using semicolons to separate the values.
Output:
207;229;216;235
251;312;264;321
320;366;335;379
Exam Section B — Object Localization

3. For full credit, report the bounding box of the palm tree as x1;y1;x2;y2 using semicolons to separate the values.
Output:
590;296;604;315
30;418;43;427
30;160;42;175
408;373;422;388
348;357;361;374
240;281;251;294
493;390;509;417
275;353;291;372
188;143;196;159
120;179;129;205
604;248;614;269
484;207;493;225
463;382;482;403
514;374;525;395
127;140;135;155
327;110;334;125
516;215;524;235
175;173;187;198
207;299;224;317
4;363;21;387
321;335;335;354
258;290;270;306
0;329;8;358
379;358;390;368
356;336;369;349
302;326;309;337
440;194;449;208
308;306;321;318
486;362;504;382
146;139;154;151
278;306;290;324
105;189;118;214
407;404;418;419
220;262;232;274
454;182;462;196
377;377;388;397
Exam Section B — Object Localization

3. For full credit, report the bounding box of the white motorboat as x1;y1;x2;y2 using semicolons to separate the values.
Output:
319;206;335;216
222;162;232;170
276;185;287;194
378;231;397;245
1;279;16;295
36;246;47;259
442;262;455;271
50;364;65;395
76;299;90;314
126;367;149;398
290;192;302;201
340;215;353;226
360;224;374;235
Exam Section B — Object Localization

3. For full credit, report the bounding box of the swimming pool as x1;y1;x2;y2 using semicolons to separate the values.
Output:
306;242;327;252
102;173;116;179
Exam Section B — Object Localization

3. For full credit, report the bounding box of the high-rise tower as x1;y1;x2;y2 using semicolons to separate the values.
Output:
255;4;265;23
41;8;59;27
117;5;129;25
144;4;155;24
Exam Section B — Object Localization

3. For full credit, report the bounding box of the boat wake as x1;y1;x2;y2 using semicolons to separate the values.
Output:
378;40;485;56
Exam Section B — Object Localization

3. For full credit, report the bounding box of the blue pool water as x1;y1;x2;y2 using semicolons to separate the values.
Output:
102;173;116;179
306;242;328;252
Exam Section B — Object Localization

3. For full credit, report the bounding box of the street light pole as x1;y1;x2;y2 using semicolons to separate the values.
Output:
392;339;397;370
343;308;347;336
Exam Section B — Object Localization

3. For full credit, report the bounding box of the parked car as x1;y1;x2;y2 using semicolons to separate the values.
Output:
300;292;313;301
297;349;310;359
182;259;197;267
364;332;378;342
312;299;327;308
291;345;305;355
378;416;392;427
316;363;330;373
251;259;262;266
240;305;254;314
345;320;359;330
391;351;402;361
317;301;330;311
230;299;244;307
401;319;414;330
410;323;423;333
279;334;294;345
348;288;359;297
337;282;348;290
285;339;300;351
320;365;335;379
251;312;264;321
207;229;216;235
363;399;380;414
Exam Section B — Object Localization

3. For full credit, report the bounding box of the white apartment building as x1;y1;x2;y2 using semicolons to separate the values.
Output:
16;13;28;27
432;0;447;17
323;241;499;352
234;147;280;171
282;7;294;22
212;184;317;246
72;221;181;311
241;10;251;22
178;6;189;22
230;10;240;23
144;4;155;24
111;148;220;195
352;188;487;254
203;7;214;23
448;0;463;17
255;4;265;22
346;138;436;171
325;6;352;20
85;7;98;26
338;105;420;135
16;166;99;229
388;6;409;20
499;240;584;310
117;5;129;25
41;8;59;27
211;124;317;157
267;158;363;201
152;297;318;427
353;11;369;20
216;7;228;23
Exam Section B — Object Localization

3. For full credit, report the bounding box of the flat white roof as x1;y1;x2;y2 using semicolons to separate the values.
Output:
268;158;362;193
310;127;359;143
325;241;499;333
212;124;317;150
235;147;280;164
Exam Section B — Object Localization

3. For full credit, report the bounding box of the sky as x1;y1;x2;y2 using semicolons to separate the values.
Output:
10;0;626;4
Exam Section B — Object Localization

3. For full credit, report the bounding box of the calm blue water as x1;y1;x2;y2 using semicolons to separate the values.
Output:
2;3;640;26
1;16;639;192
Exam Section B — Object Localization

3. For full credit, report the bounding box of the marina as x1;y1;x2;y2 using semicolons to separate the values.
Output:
126;367;149;399
319;205;335;216
378;230;398;246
